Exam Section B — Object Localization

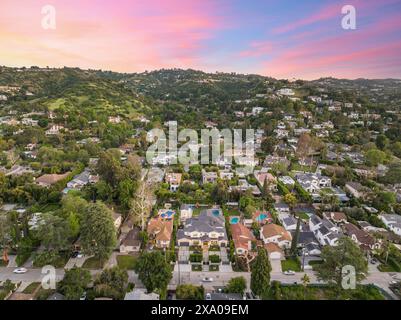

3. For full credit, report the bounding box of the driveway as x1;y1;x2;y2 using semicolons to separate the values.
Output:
270;259;282;273
178;247;189;262
64;255;90;270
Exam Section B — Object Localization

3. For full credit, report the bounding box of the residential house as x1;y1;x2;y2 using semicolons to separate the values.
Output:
120;228;142;253
177;209;228;248
180;204;193;223
254;171;277;190
165;172;182;192
260;224;292;249
279;176;295;186
309;214;341;246
147;217;173;248
342;223;380;251
264;242;284;260
345;182;368;199
202;170;218;184
323;212;347;224
231;223;255;255
295;173;331;194
219;170;234;180
35;172;70;188
45;125;64;135
379;214;401;236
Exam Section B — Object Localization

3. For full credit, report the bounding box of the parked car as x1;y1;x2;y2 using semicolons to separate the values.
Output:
205;293;211;300
13;268;28;274
202;277;213;282
80;292;87;300
283;270;295;275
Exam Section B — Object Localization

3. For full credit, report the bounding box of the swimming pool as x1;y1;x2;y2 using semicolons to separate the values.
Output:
212;209;221;216
256;213;268;222
230;217;240;224
160;210;175;219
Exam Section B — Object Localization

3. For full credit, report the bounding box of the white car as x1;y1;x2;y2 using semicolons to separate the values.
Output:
202;277;214;282
205;293;211;300
13;268;28;274
283;270;295;275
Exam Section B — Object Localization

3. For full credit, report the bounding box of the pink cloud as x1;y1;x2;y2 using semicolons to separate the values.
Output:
0;0;227;71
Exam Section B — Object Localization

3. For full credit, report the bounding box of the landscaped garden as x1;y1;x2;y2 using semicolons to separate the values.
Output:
209;265;219;271
191;264;202;271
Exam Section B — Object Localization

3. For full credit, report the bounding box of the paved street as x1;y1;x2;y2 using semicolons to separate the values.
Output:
1;266;399;299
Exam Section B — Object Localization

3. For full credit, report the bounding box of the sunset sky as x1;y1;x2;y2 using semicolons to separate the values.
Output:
1;0;401;79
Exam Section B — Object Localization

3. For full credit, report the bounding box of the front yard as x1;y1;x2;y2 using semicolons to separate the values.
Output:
82;256;105;269
116;255;137;270
281;257;302;272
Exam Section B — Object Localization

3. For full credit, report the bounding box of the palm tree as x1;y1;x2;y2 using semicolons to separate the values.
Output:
301;274;310;299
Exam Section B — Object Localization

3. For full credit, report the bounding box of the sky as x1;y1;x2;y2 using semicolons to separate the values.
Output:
0;0;401;79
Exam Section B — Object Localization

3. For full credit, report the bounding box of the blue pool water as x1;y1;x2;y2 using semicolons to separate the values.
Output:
161;210;175;219
212;209;220;216
230;217;240;224
256;213;268;221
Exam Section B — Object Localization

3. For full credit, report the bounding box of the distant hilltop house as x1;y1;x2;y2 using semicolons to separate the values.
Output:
277;88;295;96
379;214;401;236
35;172;70;188
108;116;121;124
45;125;65;135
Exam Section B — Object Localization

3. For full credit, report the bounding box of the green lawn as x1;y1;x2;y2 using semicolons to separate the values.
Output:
281;257;301;272
82;257;105;269
116;255;137;270
378;263;398;272
23;282;40;294
296;212;310;220
223;208;241;217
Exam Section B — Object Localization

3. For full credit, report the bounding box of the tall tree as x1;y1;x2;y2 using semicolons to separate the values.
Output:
134;251;173;294
130;181;154;231
35;213;71;251
94;266;129;300
290;218;301;256
58;267;91;300
0;213;11;262
315;237;368;291
225;276;247;295
80;202;117;262
251;248;271;297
